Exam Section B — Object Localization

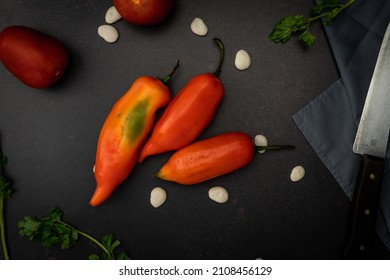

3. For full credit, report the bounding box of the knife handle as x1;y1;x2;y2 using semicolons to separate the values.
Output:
344;154;385;259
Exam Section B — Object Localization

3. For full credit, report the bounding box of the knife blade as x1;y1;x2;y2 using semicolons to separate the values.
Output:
344;22;390;259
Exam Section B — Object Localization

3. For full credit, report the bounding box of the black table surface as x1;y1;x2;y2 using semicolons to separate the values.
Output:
1;0;389;260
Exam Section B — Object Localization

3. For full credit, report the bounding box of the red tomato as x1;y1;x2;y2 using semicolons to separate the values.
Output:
113;0;174;26
0;26;69;89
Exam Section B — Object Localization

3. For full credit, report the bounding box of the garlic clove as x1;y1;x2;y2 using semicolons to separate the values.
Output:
235;49;251;70
190;17;208;36
208;186;229;203
98;25;119;43
254;134;268;153
290;165;305;182
105;6;122;24
150;187;167;208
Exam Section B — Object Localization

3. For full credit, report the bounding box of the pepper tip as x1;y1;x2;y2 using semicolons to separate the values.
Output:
89;186;113;207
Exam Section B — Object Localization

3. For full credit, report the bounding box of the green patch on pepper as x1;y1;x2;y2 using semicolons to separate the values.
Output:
124;99;149;143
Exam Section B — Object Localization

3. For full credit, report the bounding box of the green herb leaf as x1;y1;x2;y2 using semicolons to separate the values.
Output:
18;207;79;249
117;252;131;260
49;207;63;222
0;177;12;200
90;233;129;260
18;216;41;239
269;0;357;46
19;208;131;259
103;233;120;252
0;153;13;200
269;15;309;44
323;7;342;25
312;0;342;15
299;30;316;46
88;253;100;260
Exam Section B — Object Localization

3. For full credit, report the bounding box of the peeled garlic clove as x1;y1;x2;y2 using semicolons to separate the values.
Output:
208;186;229;203
254;134;268;153
190;17;208;36
235;49;251;70
290;165;305;182
150;187;167;208
98;25;119;43
105;6;122;24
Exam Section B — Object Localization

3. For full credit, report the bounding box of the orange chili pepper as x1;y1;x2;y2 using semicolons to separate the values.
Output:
90;62;179;206
138;38;225;163
155;132;295;185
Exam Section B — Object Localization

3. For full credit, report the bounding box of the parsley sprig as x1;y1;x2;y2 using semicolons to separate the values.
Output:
18;207;130;260
0;144;14;260
269;0;357;46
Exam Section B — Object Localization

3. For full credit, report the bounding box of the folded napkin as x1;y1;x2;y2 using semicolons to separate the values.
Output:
293;0;390;251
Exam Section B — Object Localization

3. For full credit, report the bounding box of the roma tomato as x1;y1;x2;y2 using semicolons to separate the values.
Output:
0;26;69;89
113;0;174;26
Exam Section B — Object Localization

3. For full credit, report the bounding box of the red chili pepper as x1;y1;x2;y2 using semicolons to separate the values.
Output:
90;62;179;206
138;38;225;163
155;132;294;185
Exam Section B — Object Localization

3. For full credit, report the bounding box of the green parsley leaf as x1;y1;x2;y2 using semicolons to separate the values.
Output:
117;252;131;260
0;177;12;200
49;207;63;221
19;208;131;259
88;253;100;260
89;233;129;260
0;153;13;200
299;30;316;46
323;7;342;25
269;15;309;44
269;0;357;46
102;233;117;251
18;216;41;239
18;207;79;249
312;0;342;15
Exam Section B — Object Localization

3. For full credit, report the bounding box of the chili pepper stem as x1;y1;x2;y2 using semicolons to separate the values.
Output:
255;145;295;152
212;38;225;77
160;60;180;85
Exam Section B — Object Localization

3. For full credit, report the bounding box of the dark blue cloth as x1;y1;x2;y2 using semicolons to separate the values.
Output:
293;0;390;250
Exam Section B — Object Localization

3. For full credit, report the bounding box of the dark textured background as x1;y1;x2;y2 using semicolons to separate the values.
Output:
0;0;389;259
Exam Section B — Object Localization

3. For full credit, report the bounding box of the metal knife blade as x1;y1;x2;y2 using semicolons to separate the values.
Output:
353;24;390;158
344;22;390;259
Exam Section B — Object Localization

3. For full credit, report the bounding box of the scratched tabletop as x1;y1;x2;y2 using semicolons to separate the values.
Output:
1;0;389;259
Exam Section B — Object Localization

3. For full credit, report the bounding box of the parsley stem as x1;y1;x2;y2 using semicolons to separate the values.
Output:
341;0;356;9
307;0;356;23
77;230;114;259
0;197;10;260
56;220;114;259
0;145;10;260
